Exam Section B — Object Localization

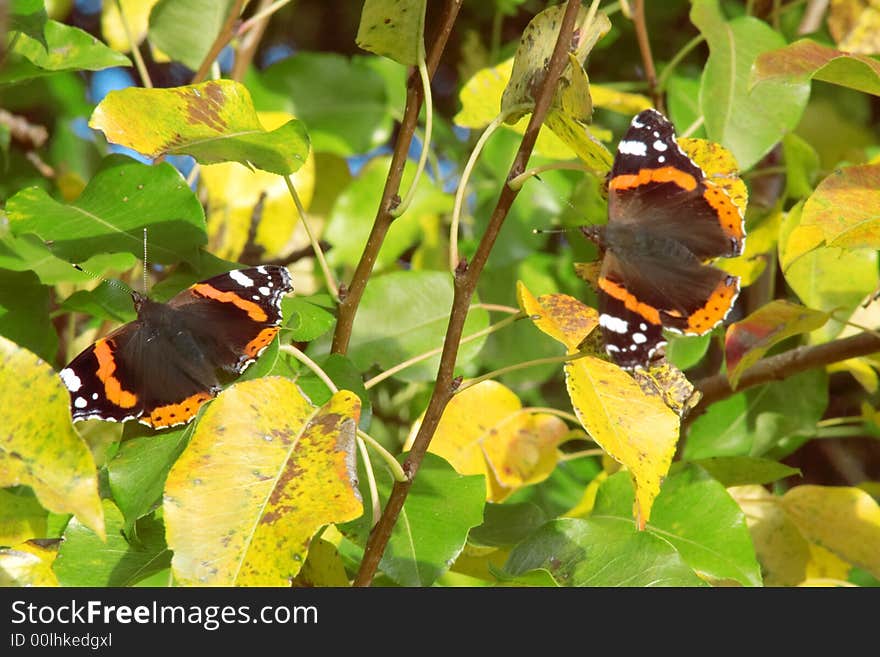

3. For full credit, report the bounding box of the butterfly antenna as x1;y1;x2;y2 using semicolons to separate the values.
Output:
142;227;148;294
70;264;133;294
532;227;581;235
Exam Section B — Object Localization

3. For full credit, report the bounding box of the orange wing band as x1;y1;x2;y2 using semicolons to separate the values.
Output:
702;183;745;241
143;391;215;428
609;167;697;192
598;278;662;326
684;276;739;334
94;339;139;409
192;284;269;322
244;327;279;358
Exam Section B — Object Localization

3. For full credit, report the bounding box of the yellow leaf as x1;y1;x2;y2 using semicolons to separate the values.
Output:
101;0;159;52
0;542;59;586
410;380;568;502
729;485;810;586
805;543;852;582
678;137;748;217
563;470;607;518
0;337;104;538
291;537;351;587
828;0;880;55
164;382;363;586
632;362;700;417
782;484;880;578
565;355;679;528
0;489;47;546
516;281;598;352
590;84;652;115
518;282;678;526
202;111;317;261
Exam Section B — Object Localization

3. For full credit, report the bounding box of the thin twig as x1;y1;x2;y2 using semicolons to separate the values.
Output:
353;0;584;587
655;34;704;94
283;175;339;300
232;0;276;81
691;331;880;418
631;0;661;111
356;437;381;527
238;0;293;36
357;429;407;483
331;0;463;355
392;55;433;218
456;350;588;393
508;161;601;191
279;344;337;392
363;311;525;389
114;0;153;88
192;0;246;84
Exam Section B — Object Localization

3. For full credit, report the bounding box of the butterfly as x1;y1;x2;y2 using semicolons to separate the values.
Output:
60;266;293;429
580;108;745;369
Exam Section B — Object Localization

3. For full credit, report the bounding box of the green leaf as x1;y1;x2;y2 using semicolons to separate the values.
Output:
782;133;820;199
665;333;711;371
504;517;706;586
0;337;104;538
324;157;452;269
691;0;810;169
784;246;877;343
89;81;310;176
10;0;48;48
7;154;206;265
753;39;880;97
685;369;829;460
107;427;192;531
148;0;238;72
341;452;486;587
59;281;137;324
0;19;131;85
667;75;706;138
0;234;138;285
725;301;830;387
54;500;170;586
284;294;336;342
0;270;57;362
259;52;392;156
357;0;427;66
343;270;490;382
468;502;547;548
689;456;800;487
593;467;762;586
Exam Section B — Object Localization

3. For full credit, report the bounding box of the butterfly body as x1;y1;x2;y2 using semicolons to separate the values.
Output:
60;265;293;429
581;109;746;370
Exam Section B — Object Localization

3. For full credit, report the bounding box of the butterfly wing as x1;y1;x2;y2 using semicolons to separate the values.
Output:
166;265;294;375
608;108;745;260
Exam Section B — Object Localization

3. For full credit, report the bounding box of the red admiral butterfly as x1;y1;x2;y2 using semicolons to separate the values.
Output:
581;108;746;370
60;265;293;429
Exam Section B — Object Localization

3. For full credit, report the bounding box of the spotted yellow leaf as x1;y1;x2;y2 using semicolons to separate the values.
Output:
164;382;363;586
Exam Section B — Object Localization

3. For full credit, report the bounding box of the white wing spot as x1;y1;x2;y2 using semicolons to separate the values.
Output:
74;396;88;409
252;295;261;301
653;140;668;152
60;368;82;392
92;393;98;400
257;266;268;274
653;131;660;138
658;155;666;163
640;323;647;331
259;286;271;296
229;270;254;287
632;332;647;344
618;140;647;156
600;313;629;334
606;344;621;353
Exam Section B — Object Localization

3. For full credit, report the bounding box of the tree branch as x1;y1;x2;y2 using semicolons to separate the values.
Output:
352;0;584;587
691;331;880;414
631;0;661;111
191;0;246;84
331;0;462;355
